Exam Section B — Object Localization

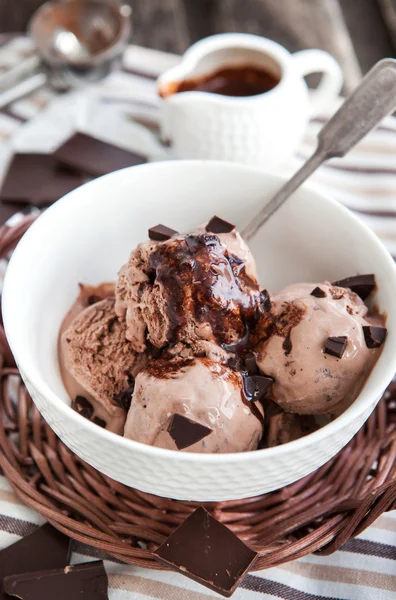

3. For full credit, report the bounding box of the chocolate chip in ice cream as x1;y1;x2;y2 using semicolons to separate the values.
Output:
332;274;376;300
113;385;135;410
311;286;326;298
242;374;273;402
363;326;387;348
148;224;178;241
323;336;348;358
3;561;108;600
168;413;212;449
93;416;107;428
72;396;94;419
153;506;258;597
205;216;235;234
258;289;271;313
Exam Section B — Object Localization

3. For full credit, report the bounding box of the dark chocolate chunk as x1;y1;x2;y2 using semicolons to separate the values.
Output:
205;216;235;234
243;352;258;374
168;414;212;449
332;274;376;300
53;133;146;177
72;396;94;419
0;153;83;207
0;524;71;598
363;326;387;348
113;385;134;410
311;287;326;298
93;416;106;428
323;336;348;358
148;224;178;241
258;289;271;313
153;506;258;597
3;561;108;600
242;374;273;402
184;234;202;254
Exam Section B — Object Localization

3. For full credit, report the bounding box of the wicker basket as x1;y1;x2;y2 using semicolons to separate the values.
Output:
0;215;395;572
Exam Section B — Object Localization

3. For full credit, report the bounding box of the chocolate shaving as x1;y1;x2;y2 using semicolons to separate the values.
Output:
363;326;387;348
332;274;376;300
311;287;326;298
323;336;348;358
205;216;235;234
168;413;212;449
153;506;258;597
148;224;178;241
3;561;108;600
72;396;94;419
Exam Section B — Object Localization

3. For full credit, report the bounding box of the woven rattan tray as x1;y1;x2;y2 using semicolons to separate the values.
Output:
0;215;395;572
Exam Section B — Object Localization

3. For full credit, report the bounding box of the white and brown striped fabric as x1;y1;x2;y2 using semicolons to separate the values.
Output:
0;37;395;599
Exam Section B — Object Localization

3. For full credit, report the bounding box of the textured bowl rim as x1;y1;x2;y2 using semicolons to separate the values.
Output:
3;160;396;465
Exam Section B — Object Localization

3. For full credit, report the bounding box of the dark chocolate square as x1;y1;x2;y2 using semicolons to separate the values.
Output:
0;524;71;599
53;133;147;177
153;506;258;597
3;561;108;600
0;154;84;206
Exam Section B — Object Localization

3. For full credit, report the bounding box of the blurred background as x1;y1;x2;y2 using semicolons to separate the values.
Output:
1;0;396;92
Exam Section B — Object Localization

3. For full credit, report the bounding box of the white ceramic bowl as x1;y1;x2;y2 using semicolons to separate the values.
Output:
3;161;396;501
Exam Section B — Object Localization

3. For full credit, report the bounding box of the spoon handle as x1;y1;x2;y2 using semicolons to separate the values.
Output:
242;58;396;241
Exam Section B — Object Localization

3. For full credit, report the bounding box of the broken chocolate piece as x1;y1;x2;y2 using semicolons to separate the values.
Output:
93;416;106;428
168;414;212;449
311;287;326;298
72;396;94;419
258;289;271;313
323;336;348;358
205;216;235;234
148;224;178;241
153;506;258;597
363;325;387;348
113;386;134;410
3;561;108;600
53;133;146;177
243;352;258;374
242;374;273;401
0;154;83;206
0;524;71;598
332;274;376;300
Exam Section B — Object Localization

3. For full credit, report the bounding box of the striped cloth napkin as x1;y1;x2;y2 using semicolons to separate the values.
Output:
0;37;395;600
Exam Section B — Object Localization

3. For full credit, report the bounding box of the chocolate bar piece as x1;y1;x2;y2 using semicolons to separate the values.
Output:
149;224;178;241
0;154;83;206
332;274;376;300
153;506;258;597
311;287;326;298
168;414;212;449
3;561;108;600
205;216;235;234
323;336;348;358
0;524;71;598
363;325;387;348
53;133;146;177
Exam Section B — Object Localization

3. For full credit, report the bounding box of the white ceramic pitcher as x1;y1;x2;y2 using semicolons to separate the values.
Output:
157;33;344;167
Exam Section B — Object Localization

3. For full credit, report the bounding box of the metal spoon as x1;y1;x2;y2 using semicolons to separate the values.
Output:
242;58;396;241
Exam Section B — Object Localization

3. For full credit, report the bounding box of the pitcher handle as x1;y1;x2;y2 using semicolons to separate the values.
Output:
292;49;344;117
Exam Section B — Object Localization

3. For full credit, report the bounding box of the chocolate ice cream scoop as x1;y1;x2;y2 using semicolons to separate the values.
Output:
124;357;264;453
59;288;146;433
254;282;385;415
115;224;260;355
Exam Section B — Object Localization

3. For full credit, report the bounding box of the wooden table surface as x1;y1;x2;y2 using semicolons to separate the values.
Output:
0;0;395;91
